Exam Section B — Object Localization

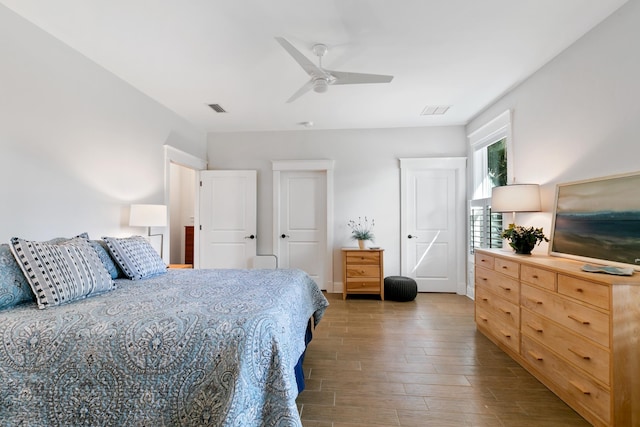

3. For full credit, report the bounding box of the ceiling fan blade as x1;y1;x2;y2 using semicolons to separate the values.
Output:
275;37;326;77
327;70;394;85
286;80;314;103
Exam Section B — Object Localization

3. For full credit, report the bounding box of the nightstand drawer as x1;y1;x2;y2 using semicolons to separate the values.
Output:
345;265;380;278
346;252;380;265
521;284;609;347
475;266;520;304
346;278;381;292
494;258;519;278
521;265;556;291
558;275;609;310
521;308;610;385
522;335;610;425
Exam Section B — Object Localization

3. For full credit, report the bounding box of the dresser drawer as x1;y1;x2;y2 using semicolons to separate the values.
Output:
346;252;380;265
521;335;610;425
345;265;380;278
476;266;520;304
521;284;610;348
521;264;556;291
494;257;519;279
475;286;519;329
475;252;495;270
476;304;519;353
558;275;610;310
346;278;380;292
521;308;610;386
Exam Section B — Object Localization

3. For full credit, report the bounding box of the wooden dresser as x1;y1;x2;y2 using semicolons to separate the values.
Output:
474;249;640;427
342;248;384;300
184;225;194;265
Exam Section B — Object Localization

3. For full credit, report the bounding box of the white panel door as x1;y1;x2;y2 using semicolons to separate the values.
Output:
198;170;256;269
401;158;466;293
278;171;326;287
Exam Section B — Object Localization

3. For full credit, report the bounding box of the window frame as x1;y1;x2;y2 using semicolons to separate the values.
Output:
467;110;514;254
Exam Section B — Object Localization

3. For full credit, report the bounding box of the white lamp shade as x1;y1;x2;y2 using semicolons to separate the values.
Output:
491;184;541;213
129;204;167;227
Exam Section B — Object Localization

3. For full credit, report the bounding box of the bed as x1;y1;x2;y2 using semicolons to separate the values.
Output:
0;236;329;426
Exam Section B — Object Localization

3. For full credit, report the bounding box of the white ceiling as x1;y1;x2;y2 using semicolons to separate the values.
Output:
1;0;627;133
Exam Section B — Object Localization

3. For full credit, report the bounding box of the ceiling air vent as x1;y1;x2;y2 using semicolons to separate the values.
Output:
421;105;450;116
208;104;227;113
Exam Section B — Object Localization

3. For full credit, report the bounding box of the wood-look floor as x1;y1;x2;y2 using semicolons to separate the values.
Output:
297;292;590;427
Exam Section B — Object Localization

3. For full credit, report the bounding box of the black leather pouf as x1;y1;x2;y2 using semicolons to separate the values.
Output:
384;276;418;302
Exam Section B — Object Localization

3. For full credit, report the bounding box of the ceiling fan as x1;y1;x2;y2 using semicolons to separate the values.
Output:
275;37;394;103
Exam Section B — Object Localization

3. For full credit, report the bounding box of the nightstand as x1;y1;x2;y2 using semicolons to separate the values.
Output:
341;248;384;300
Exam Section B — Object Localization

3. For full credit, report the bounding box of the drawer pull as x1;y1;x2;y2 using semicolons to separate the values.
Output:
569;380;591;395
532;274;539;279
527;350;543;361
498;285;511;291
526;297;543;305
482;297;489;302
498;308;511;315
576;288;584;293
478;315;488;322
501;265;508;270
568;314;590;325
526;322;543;333
499;330;511;338
568;347;591;360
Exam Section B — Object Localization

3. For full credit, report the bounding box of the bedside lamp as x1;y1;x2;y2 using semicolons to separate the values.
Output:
491;184;541;225
129;204;167;257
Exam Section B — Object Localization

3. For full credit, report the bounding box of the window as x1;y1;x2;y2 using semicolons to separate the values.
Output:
468;111;512;253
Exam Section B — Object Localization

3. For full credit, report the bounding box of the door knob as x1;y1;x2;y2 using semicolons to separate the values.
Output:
281;234;290;239
244;234;255;239
408;234;419;239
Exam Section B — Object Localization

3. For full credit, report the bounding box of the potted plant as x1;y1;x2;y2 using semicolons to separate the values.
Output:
501;224;549;255
348;217;375;249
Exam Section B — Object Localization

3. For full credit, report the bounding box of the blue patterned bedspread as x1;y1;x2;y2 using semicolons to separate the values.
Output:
0;268;329;426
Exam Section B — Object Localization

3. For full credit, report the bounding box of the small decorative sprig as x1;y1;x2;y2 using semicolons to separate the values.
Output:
348;217;375;241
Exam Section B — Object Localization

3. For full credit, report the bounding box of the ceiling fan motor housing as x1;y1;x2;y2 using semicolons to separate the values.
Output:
313;78;329;93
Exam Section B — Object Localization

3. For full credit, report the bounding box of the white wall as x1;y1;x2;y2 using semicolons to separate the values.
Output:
208;126;466;287
0;5;206;243
466;0;640;254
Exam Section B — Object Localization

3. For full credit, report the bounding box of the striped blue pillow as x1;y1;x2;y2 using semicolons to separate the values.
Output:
10;237;115;309
103;236;166;280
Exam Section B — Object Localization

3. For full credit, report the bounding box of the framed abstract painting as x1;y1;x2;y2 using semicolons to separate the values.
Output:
550;171;640;270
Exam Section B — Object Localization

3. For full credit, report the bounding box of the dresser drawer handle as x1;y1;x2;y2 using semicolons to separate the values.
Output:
526;322;543;333
569;380;591;395
532;274;539;279
576;288;584;293
527;350;543;361
526;297;543;305
568;314;590;325
498;308;511;315
501;265;508;269
498;285;511;291
499;330;511;338
478;315;488;322
568;347;591;360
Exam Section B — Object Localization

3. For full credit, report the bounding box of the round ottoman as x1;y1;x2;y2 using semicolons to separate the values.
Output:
384;276;417;302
